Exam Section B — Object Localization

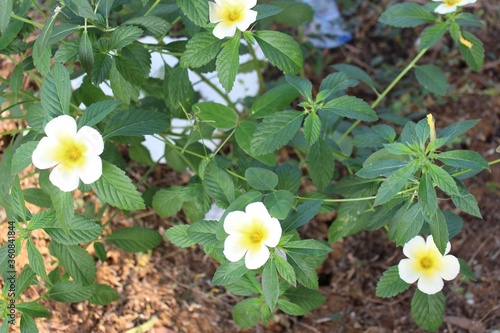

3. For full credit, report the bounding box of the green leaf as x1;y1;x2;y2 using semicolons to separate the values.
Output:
277;299;307;316
232;298;262;329
329;201;372;242
250;84;300;119
443;210;463;239
165;67;195;116
123;16;172;37
66;0;97;19
374;160;419;206
187;220;218;246
77;100;121;129
32;12;56;76
275;253;296;286
262;258;279;312
54;39;79;63
282;200;322;232
180;32;223;68
109;61;140;104
212;260;247;285
92;161;145;210
165;225;195;248
264;190;294;220
255;4;283;20
395;203;424;246
109;25;143;51
89;284;120;305
383;142;416;155
114;54;146;85
26;103;47;133
458;258;475;280
17;301;51;318
319;72;358;95
79;31;94;74
182;183;213;222
308;138;335;190
283;286;325;311
28;210;55;230
105;226;162;253
11;141;38;175
41;63;71;116
332;64;377;90
458;31;484;72
357;159;407;179
429;210;449;255
49;23;80;45
379;3;436;28
415;65;447;96
152;186;184;218
286;252;318;289
254;30;303;74
44;214;103;245
427;163;459;196
437;150;490;171
20;313;38;333
194;102;238;129
245;167;279;191
0;0;13;34
39;171;73;235
234;121;276;166
419;173;438;218
303;112;321;146
49;242;96;285
94;242;107;262
216;35;240;92
451;179;481;218
418;23;448;51
455;13;484;28
176;0;208;27
285;75;312;100
376;266;411;298
203;160;235;207
103;109;169;138
411;290;445;332
48;281;93;302
283;240;332;257
323;96;377;122
27;239;49;282
250;111;304;156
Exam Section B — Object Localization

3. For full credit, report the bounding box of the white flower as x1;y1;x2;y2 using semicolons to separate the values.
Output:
32;115;104;192
433;0;476;14
398;235;460;295
209;0;258;39
223;202;282;269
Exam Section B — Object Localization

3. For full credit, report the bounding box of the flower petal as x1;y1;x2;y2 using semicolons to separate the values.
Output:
213;21;237;39
76;126;104;156
223;234;248;262
262;217;282;248
78;155;102;184
235;9;257;32
434;3;458;14
417;274;444;295
209;1;223;23
49;163;80;192
224;210;253;234
32;137;61;169
45;115;77;141
457;0;476;5
403;235;426;259
245;202;272;222
244;0;257;10
398;259;421;284
245;243;270;269
439;255;460;281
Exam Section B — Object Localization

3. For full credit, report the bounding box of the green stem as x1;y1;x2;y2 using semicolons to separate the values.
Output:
10;13;44;29
247;42;265;93
30;0;47;20
337;47;429;144
212;129;235;157
144;0;162;17
296;186;417;204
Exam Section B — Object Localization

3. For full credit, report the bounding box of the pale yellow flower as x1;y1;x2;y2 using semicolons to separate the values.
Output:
32;115;104;192
399;235;460;295
209;0;257;39
432;0;476;14
223;202;282;269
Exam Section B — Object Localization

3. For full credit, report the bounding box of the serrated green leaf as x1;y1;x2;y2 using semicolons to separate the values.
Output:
49;242;96;285
15;265;36;297
54;39;79;63
78;100;121;129
109;25;143;51
91;53;112;85
105;226;162;253
187;220;218;246
109;61;140;104
216;35;240;92
49;23;80;45
308;138;334;190
437;150;490;171
245;167;278;191
165;225;195;248
94;242;107;262
17;301;51;318
282;200;322;232
418;23;448;51
11;141;38;175
303;112;321;146
212;260;247;285
451;179;481;218
20;313;38;333
283;240;332;257
396;203;424;246
411;290;445;331
41;63;71;116
250;84;300;119
89;284;120;305
427;163;459;196
44;214;103;245
232;298;262;329
357;159;407;179
250;111;304;156
92;161;145;210
103;109;169;138
39;171;73;235
283;285;325;311
0;0;13;34
203;160;235;207
319;72;359;96
79;31;94;74
415;65;447;96
332;64;377;90
32;12;56;75
459;31;484;72
165;67;195;116
455;13;484;27
28;210;55;230
23;188;52;208
180;32;223;68
264;190;294;220
48;281;93;302
443;210;463;240
194;101;238;129
323;96;377;122
379;3;436;28
285;75;312;100
176;0;208;27
328;201;372;242
114;54;147;85
152;186;184;217
376;266;411;298
27;239;49;282
374;160;419;206
234;121;276;166
254;30;303;74
66;0;97;19
419;173;438;218
286;252;318;289
26;103;47;133
262;258;279;312
428;210;449;255
123;16;172;37
277;299;307;316
255;4;283;20
458;258;475;280
275;253;296;286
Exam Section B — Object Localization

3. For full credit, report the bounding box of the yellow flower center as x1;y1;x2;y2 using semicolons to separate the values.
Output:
243;221;268;249
419;256;434;270
413;248;443;276
251;231;263;242
56;138;87;168
444;0;461;6
228;10;240;22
